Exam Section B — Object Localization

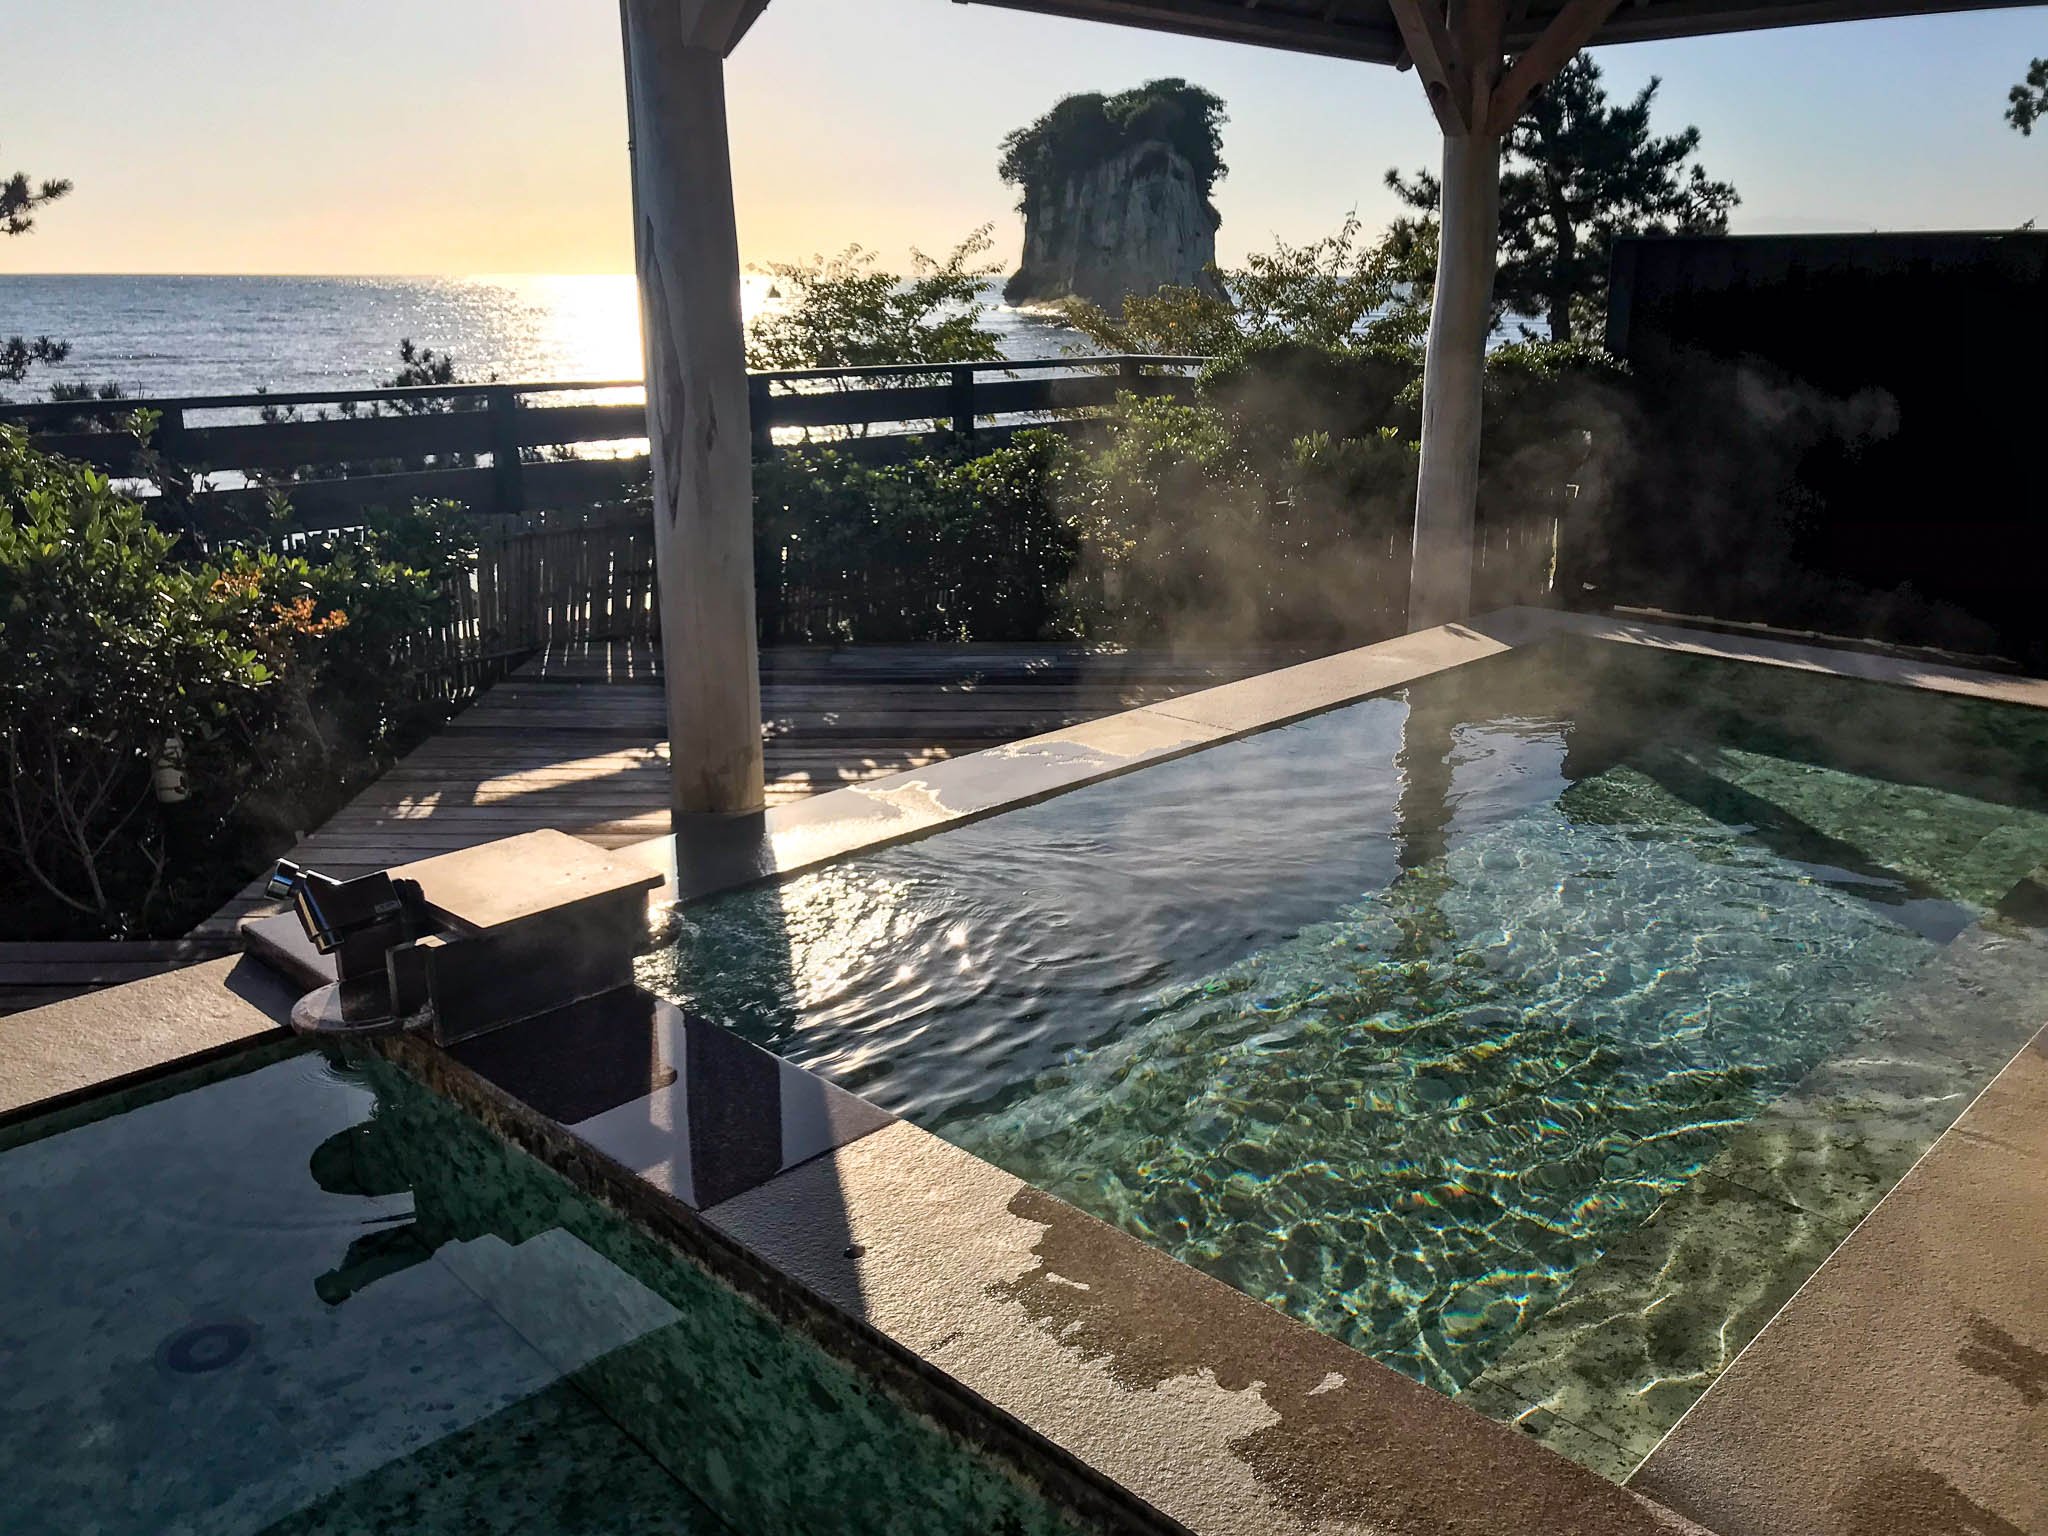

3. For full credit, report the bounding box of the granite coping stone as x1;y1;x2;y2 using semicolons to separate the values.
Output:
395;828;664;932
0;954;296;1122
619;620;1526;908
447;986;896;1212
1476;607;2048;711
1630;1026;2048;1536
700;1116;1712;1536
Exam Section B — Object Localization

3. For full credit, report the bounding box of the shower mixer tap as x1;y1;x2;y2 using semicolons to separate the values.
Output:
259;832;664;1045
268;860;431;1029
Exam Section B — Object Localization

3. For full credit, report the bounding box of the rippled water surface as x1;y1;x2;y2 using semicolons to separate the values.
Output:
644;639;2048;1441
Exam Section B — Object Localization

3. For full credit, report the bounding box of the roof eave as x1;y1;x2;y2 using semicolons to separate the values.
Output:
952;0;1408;65
959;0;2048;62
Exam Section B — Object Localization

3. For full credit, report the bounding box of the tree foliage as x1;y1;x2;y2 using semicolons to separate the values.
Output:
1060;214;1433;356
0;425;280;933
1055;392;1418;645
745;227;1003;373
755;435;1074;642
998;79;1227;208
1390;56;1737;343
1;336;70;387
2010;57;2048;135
0;422;472;938
1;152;70;238
2;147;77;390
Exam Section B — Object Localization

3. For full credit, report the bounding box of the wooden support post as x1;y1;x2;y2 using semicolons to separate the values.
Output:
1399;0;1506;633
486;386;525;514
949;365;976;438
1398;0;1619;631
1408;128;1501;631
621;0;765;817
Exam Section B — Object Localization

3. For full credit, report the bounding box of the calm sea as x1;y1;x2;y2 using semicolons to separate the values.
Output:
0;274;1091;403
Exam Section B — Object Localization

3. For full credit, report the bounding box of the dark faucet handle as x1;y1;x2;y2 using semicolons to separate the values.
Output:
265;859;307;901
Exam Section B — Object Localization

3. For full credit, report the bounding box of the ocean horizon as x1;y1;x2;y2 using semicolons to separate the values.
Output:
0;273;1093;403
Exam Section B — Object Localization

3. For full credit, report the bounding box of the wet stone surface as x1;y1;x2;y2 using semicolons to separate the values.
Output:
647;638;2048;1478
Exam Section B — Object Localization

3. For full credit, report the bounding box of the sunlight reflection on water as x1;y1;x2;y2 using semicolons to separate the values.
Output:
0;273;1088;407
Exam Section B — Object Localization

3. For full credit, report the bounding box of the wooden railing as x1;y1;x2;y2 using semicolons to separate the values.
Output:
0;355;1205;532
1;354;1568;677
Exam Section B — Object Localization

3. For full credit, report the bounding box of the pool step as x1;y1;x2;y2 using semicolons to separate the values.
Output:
1457;906;2048;1478
1628;1024;2048;1536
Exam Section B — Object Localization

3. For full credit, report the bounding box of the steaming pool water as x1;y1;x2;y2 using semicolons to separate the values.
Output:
643;636;2048;1475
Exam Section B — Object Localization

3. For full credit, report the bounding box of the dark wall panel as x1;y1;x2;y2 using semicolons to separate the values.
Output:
1588;232;2048;667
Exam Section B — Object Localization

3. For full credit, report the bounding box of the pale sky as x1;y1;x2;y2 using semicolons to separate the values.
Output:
3;0;2043;276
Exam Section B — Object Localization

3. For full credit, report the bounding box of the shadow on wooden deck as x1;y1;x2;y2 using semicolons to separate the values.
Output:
177;638;1304;945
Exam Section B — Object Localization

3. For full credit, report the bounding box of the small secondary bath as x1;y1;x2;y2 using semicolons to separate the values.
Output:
643;636;2048;1476
0;1044;1093;1536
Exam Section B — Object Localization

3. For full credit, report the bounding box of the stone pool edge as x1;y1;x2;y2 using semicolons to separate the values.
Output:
1628;1021;2048;1536
616;618;1524;905
9;606;2048;1532
375;1009;1713;1536
612;607;2048;913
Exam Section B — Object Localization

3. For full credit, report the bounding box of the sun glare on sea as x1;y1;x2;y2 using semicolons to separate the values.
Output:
468;274;643;381
458;272;784;392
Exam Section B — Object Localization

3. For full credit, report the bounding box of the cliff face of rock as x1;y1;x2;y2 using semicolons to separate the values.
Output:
1004;139;1221;311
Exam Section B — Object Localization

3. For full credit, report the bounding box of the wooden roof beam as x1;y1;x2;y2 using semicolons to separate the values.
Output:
950;0;1404;63
1386;0;1470;132
681;0;773;55
1453;0;1508;133
1487;0;1624;133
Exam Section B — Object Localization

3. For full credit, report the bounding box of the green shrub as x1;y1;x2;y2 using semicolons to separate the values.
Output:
0;425;281;934
0;426;473;939
740;340;1618;651
1478;341;1634;554
1199;339;1421;451
1054;394;1417;645
754;434;1074;642
271;499;478;759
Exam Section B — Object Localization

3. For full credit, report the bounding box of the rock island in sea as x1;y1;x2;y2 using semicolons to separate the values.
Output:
998;78;1227;312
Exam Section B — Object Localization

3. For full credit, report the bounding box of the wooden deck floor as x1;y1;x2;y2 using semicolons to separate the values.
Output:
184;638;1300;942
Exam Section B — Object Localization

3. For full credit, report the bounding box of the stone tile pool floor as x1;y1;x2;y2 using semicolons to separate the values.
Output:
0;1046;1089;1536
647;638;2048;1477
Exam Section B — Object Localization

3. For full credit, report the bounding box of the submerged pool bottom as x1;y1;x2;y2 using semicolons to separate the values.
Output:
647;638;2048;1475
0;1046;1088;1536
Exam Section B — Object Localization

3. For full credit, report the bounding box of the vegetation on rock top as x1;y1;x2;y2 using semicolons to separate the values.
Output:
998;79;1227;208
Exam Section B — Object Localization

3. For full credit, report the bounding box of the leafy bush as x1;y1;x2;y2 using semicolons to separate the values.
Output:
1054;394;1417;646
741;337;1630;650
747;230;1003;375
269;499;479;759
1;426;280;934
1064;213;1430;358
0;426;471;939
754;434;1074;642
1199;339;1421;451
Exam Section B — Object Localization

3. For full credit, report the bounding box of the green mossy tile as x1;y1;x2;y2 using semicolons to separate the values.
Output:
1460;1175;1848;1464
